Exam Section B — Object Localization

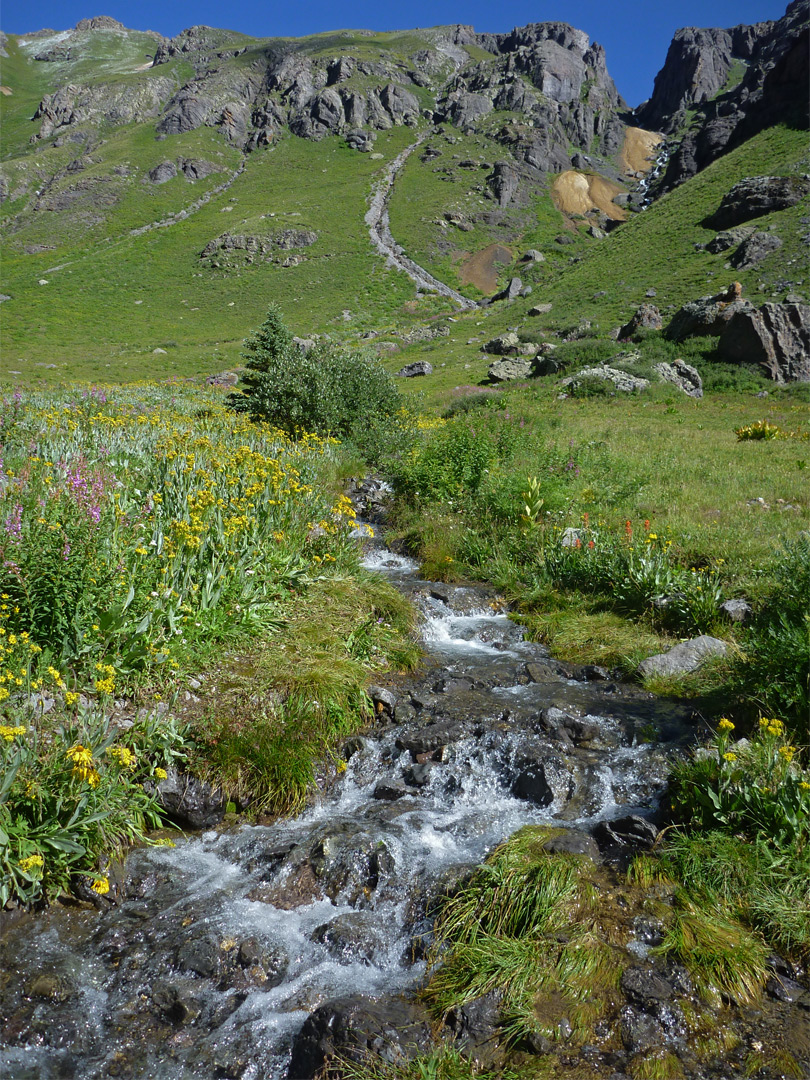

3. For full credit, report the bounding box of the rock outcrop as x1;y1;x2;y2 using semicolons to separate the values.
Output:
665;283;753;340
717;301;810;382
637;1;810;190
707;175;810;229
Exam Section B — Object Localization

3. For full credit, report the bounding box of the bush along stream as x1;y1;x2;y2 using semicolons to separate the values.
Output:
1;506;808;1079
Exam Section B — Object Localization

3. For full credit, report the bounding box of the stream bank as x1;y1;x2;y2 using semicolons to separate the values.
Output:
0;531;807;1080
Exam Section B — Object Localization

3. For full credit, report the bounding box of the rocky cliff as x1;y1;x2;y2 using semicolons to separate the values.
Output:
636;0;809;190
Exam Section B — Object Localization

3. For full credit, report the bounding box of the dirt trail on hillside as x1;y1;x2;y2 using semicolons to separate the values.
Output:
365;134;477;309
551;170;627;221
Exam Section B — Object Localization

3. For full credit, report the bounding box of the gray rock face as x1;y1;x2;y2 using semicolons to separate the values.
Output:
487;161;520;207
488;358;533;382
653;358;703;398
200;229;317;265
619;303;663;339
493;277;523;302
637;635;728;679
558;366;650;393
708;176;810;230
729;230;783;269
33;77;174;139
718;302;810;382
396;361;433;377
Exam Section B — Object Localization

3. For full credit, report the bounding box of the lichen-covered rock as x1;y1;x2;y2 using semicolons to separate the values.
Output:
653;357;703;397
558;366;650;393
488;358;533;382
729;230;783;270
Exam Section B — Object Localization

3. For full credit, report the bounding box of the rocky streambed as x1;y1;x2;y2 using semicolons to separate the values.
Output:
1;543;807;1079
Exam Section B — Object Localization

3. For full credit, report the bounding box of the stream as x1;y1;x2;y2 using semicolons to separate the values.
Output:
1;539;807;1079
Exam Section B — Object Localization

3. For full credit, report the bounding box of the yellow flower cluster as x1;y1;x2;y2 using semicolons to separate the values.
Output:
106;746;137;769
717;718;735;733
0;724;26;742
90;877;110;895
94;662;116;696
67;743;100;787
759;717;785;737
18;854;44;873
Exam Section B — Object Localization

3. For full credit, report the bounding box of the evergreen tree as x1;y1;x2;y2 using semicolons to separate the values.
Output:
227;304;294;412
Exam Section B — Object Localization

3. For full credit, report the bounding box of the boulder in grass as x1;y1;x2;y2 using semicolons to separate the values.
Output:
396;361;432;377
637;635;727;680
488;358;532;382
653;358;703;398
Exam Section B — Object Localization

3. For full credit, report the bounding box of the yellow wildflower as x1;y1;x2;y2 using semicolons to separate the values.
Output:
154;767;168;781
717;718;735;733
722;751;737;762
19;854;44;873
90;877;110;895
0;724;26;741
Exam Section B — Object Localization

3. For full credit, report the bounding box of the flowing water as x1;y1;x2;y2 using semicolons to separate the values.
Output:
0;544;703;1079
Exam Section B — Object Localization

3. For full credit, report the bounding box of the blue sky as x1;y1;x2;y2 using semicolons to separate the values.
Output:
1;1;792;106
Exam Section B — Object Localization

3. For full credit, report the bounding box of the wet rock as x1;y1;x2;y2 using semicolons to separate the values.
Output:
399;720;468;757
766;974;807;1004
594;815;659;853
152;768;225;829
177;933;221;979
637;635;728;679
620;1006;666;1053
151;979;204;1024
396;361;433;377
511;750;573;808
287;994;432;1078
27;973;74;1002
621;966;674;1011
373;780;409;801
541;828;601;860
403;762;434;788
311;913;385;965
653;357;703;398
445;990;502;1049
368;684;397;719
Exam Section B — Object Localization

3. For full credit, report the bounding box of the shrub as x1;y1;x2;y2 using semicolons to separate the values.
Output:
732;537;810;730
228;305;402;453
